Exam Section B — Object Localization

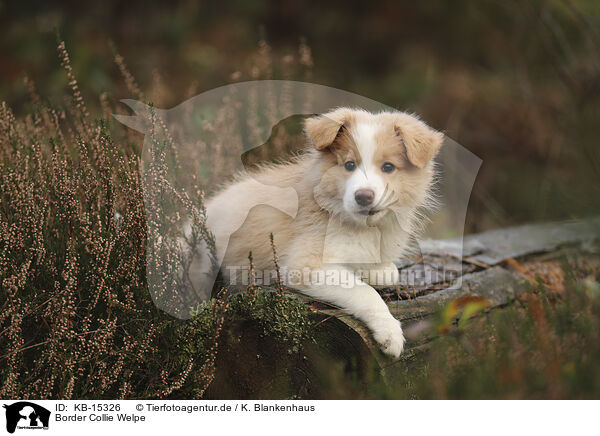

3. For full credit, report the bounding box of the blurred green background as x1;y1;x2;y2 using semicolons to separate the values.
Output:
2;0;599;232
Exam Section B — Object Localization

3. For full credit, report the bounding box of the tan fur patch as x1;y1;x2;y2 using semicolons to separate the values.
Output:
373;127;410;170
391;114;443;169
303;108;356;151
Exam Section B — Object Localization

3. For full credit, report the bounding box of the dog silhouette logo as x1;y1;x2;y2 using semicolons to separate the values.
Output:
114;81;481;320
3;402;50;433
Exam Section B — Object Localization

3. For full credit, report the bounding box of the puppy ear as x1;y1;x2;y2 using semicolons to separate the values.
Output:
394;116;444;169
304;108;353;151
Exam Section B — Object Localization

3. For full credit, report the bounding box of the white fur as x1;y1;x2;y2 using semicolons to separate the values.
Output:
342;122;388;219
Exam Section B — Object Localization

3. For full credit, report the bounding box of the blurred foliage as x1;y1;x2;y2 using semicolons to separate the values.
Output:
2;0;600;231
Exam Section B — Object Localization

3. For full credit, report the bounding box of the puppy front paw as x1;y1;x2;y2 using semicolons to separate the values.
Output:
370;317;405;358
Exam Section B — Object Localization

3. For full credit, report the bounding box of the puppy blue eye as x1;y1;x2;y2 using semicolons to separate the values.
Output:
381;162;395;173
344;161;356;171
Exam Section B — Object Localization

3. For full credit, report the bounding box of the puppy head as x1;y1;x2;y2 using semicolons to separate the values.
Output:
306;108;443;225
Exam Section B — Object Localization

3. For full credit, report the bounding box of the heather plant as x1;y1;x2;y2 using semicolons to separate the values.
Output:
413;266;600;400
0;40;315;399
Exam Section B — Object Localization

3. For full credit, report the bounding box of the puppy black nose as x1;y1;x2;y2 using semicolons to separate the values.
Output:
355;189;375;207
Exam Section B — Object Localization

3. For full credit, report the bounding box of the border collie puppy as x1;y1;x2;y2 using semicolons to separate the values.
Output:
204;108;443;357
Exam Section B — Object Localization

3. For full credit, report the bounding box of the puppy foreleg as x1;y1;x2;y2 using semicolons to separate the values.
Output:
294;265;405;358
